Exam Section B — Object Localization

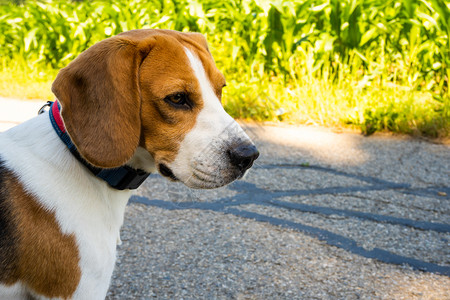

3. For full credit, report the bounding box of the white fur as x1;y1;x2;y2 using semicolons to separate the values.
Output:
0;113;154;299
167;48;252;188
0;283;28;299
127;147;157;173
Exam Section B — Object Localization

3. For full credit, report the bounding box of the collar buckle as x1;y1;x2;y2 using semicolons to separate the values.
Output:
38;101;54;115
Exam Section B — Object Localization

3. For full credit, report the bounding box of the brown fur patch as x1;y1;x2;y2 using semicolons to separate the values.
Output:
51;37;147;169
138;33;203;164
137;30;226;165
0;161;81;298
52;29;226;169
0;160;19;284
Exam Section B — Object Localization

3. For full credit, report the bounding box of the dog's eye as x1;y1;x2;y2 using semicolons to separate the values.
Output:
164;93;190;109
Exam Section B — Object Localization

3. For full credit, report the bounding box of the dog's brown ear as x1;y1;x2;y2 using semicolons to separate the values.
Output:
52;34;154;168
182;32;210;51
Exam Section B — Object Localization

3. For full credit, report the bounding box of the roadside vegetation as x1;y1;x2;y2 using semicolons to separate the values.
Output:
1;0;449;138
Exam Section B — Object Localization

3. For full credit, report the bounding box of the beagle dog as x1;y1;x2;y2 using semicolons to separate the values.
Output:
0;29;258;299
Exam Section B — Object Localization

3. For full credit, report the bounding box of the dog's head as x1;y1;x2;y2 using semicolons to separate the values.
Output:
52;29;258;189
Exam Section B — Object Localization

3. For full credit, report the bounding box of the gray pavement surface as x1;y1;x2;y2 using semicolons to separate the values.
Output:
1;98;449;299
0;97;44;131
108;124;449;299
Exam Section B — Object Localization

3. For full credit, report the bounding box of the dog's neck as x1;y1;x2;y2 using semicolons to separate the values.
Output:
49;101;153;190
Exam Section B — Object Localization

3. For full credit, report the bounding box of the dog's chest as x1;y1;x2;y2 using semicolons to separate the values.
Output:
70;192;130;298
0;115;132;298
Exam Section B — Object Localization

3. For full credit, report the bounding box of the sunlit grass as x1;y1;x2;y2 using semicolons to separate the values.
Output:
223;74;449;138
221;48;449;139
1;62;448;139
0;59;55;100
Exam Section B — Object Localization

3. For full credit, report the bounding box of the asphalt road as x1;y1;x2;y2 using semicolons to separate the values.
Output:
106;123;450;299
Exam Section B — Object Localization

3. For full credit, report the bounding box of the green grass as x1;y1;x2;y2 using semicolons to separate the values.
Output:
1;0;449;138
223;69;449;138
0;59;56;100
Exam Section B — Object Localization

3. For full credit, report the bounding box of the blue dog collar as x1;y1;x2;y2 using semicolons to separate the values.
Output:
48;101;150;190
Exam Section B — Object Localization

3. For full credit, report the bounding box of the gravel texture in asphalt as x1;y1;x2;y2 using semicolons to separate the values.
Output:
106;123;449;299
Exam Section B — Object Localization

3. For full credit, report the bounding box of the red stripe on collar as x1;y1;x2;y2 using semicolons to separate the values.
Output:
51;100;66;133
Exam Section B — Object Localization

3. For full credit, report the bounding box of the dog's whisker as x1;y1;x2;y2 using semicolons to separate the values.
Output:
191;172;218;184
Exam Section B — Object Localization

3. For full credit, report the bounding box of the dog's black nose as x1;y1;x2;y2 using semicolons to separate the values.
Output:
227;144;259;172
